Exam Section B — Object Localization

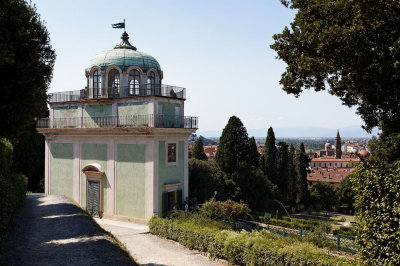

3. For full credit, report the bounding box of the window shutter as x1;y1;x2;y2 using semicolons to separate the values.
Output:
162;191;168;217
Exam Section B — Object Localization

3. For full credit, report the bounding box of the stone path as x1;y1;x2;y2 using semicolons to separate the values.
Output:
0;194;135;266
95;218;226;266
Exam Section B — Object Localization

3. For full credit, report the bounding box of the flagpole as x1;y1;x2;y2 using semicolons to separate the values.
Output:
124;19;126;32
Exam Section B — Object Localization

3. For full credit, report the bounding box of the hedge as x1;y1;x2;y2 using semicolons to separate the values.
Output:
0;138;27;245
149;216;355;265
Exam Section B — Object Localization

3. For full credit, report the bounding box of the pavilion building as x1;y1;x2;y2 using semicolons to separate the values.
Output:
36;31;197;223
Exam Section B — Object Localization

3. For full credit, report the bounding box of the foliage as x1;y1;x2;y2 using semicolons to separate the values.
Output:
295;143;310;206
332;226;356;237
336;177;355;212
310;181;337;211
216;116;249;176
149;216;355;265
189;158;226;204
264;127;277;183
287;144;296;205
200;198;250;223
192;137;208;161
351;160;400;264
0;138;27;245
247;137;259;168
11;122;45;192
368;134;400;164
271;0;400;137
276;141;289;202
0;0;55;140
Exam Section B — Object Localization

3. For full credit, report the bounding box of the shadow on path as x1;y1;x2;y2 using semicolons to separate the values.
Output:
0;194;136;266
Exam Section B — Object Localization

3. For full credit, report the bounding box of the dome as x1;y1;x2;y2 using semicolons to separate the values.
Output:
325;142;332;149
359;150;370;158
87;32;161;74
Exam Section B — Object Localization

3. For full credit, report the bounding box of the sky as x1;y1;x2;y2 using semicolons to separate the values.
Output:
32;0;365;132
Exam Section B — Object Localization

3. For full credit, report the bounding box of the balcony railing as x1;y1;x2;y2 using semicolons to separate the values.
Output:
36;115;198;129
48;84;186;103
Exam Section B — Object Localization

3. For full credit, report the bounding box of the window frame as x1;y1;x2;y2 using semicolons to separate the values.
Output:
128;69;141;95
92;69;101;98
165;141;178;166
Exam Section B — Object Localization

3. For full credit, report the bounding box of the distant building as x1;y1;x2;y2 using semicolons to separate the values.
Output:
308;130;360;186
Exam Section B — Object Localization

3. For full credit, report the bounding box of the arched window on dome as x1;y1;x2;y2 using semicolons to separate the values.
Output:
147;71;156;95
129;69;141;96
108;69;120;97
93;70;101;98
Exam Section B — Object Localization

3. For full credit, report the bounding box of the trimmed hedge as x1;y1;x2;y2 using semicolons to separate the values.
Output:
149;216;355;265
0;138;27;245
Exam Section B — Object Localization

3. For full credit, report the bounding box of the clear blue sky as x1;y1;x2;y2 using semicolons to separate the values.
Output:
33;0;364;131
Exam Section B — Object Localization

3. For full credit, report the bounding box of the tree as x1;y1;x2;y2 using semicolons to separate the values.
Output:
351;161;400;264
287;144;296;206
189;158;226;204
215;116;249;177
247;137;260;168
295;143;310;207
336;176;355;213
271;0;400;139
193;137;208;161
0;0;56;140
12;122;45;192
309;181;337;211
264;127;277;185
276;141;289;202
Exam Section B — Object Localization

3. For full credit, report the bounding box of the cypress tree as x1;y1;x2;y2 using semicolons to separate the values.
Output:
276;141;289;202
288;144;296;206
295;142;310;206
264;127;277;185
193;137;208;161
247;137;259;168
215;116;249;177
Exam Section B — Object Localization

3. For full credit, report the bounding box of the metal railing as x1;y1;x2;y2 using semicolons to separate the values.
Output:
36;114;198;129
49;84;186;103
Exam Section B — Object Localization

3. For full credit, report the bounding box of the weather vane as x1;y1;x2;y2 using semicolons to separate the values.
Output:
111;19;126;31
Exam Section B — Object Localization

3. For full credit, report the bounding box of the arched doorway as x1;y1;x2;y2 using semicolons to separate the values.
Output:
82;163;104;218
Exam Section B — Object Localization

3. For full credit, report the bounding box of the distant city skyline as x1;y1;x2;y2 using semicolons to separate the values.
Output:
33;0;366;132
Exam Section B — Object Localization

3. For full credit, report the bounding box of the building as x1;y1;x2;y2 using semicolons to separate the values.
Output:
308;131;360;186
36;31;197;223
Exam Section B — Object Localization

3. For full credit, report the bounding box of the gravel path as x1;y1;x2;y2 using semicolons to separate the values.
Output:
95;219;226;266
0;194;135;266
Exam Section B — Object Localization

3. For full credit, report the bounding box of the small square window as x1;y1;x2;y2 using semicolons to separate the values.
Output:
168;143;176;163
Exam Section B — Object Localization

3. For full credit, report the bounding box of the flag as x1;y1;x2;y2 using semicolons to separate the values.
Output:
112;22;125;29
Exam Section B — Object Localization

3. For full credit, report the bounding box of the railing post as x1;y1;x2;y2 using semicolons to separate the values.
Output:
299;229;303;237
337;235;341;251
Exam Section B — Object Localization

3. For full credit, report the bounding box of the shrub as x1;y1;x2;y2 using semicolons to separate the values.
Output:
332;226;356;236
0;138;28;245
351;160;400;264
200;198;250;223
149;216;356;265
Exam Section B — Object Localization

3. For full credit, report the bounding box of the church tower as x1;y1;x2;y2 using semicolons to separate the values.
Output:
335;130;342;159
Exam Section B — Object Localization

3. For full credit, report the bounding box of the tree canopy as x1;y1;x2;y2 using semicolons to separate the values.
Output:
264;127;277;184
215;116;249;176
193;137;208;161
271;0;400;136
0;0;55;139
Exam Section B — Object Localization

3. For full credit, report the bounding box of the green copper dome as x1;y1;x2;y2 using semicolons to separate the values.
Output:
87;32;161;74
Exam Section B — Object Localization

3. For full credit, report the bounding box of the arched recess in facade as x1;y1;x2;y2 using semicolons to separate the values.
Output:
82;163;104;218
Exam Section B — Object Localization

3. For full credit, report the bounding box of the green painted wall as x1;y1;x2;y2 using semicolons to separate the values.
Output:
53;106;78;119
50;143;73;198
83;105;112;117
158;102;180;117
117;102;148;116
116;144;146;218
81;143;108;213
158;140;185;212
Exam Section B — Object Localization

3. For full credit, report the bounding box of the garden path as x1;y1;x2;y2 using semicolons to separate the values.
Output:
95;218;227;266
0;194;135;265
